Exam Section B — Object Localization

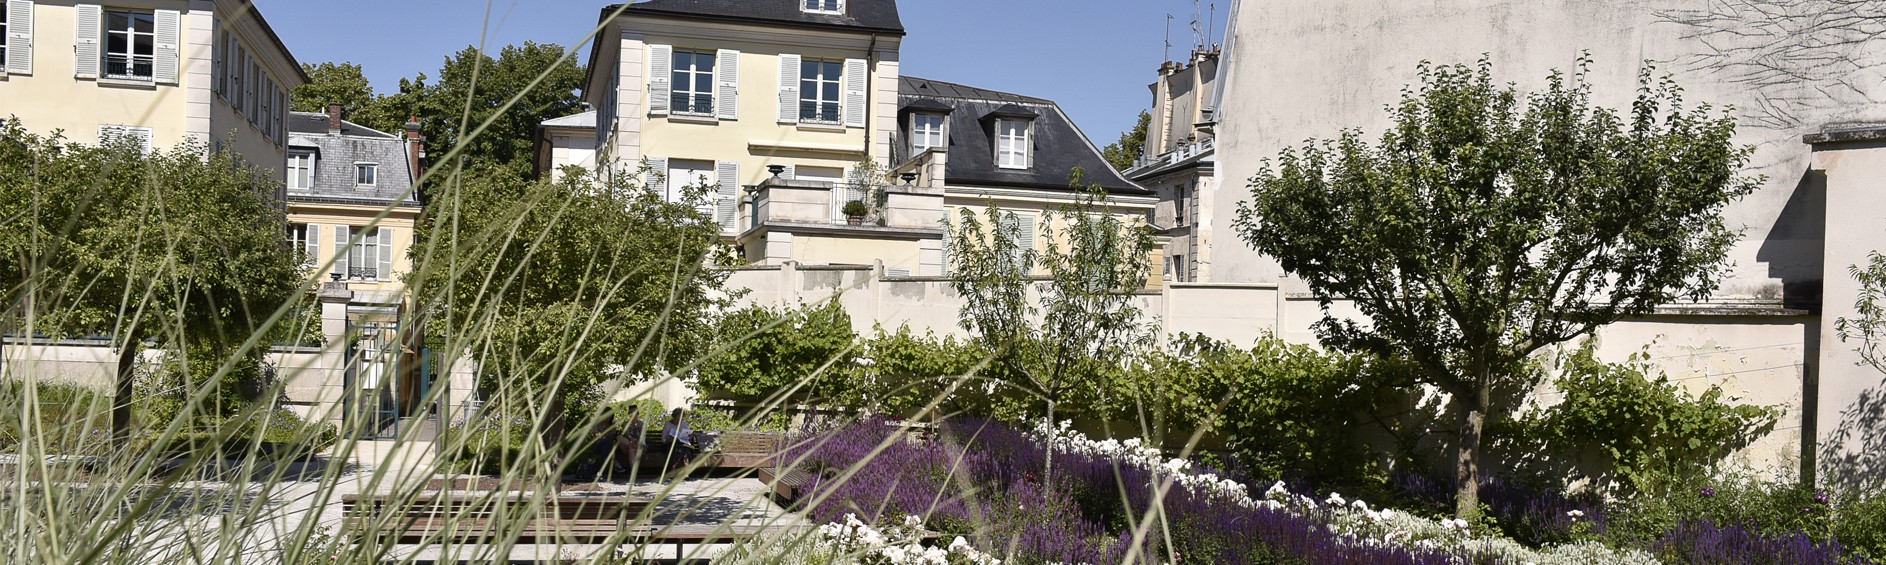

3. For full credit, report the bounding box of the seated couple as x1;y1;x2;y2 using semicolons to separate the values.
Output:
585;407;699;477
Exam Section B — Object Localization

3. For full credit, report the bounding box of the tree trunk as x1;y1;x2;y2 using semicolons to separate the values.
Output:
113;340;140;450
1454;367;1492;520
1043;398;1057;481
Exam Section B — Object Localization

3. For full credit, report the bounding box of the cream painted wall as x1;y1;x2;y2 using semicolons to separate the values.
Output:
0;0;297;180
1213;0;1886;298
603;16;899;196
789;234;921;273
546;129;597;183
1810;138;1886;490
286;202;420;299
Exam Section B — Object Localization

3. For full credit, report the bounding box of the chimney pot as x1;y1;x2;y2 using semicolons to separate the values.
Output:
327;103;343;135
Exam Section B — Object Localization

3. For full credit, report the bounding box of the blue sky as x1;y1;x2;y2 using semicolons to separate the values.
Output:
251;0;1228;143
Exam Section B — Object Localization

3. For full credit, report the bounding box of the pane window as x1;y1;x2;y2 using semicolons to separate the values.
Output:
912;114;945;153
667;159;715;214
104;11;156;79
803;0;841;12
670;50;716;115
286;224;315;267
1;8;9;68
355;163;377;187
348;227;381;280
799;60;842;123
288;152;315;190
997;119;1030;169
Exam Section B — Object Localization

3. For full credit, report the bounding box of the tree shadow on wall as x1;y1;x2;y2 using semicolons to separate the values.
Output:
1818;372;1886;494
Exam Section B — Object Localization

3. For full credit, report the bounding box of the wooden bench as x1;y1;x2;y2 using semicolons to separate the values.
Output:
756;466;815;506
636;430;784;471
343;492;786;559
342;493;654;544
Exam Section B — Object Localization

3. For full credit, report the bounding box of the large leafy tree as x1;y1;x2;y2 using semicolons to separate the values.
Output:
948;169;1157;476
1234;58;1757;519
411;164;729;467
376;42;586;174
1103;111;1152;172
0;120;305;445
290;62;379;118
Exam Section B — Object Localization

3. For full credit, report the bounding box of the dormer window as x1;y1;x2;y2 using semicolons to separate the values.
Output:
996;119;1031;169
802;0;843;14
911;114;946;154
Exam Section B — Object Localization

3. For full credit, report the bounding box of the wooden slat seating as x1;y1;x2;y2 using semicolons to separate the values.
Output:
638;430;784;470
342;492;783;559
756;466;815;506
342;493;653;544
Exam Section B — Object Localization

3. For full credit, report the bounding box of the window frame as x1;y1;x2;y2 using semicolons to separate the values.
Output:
347;226;382;281
286;223;315;268
1;6;9;72
801;0;843;14
354;162;378;188
798;59;843;124
98;124;153;153
288;150;316;190
102;9;156;81
995;118;1032;169
910;113;946;154
669;49;716;116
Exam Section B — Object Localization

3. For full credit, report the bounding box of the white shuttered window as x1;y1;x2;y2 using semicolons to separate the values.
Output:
4;0;35;76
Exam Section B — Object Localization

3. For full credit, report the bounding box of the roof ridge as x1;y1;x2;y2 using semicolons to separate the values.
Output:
900;76;1053;104
289;111;399;139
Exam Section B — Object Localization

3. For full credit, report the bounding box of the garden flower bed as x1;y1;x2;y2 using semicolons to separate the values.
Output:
764;417;1875;565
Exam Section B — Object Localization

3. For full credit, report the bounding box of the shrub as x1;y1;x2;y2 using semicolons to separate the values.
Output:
1516;344;1780;495
1835;491;1886;561
1651;521;1869;565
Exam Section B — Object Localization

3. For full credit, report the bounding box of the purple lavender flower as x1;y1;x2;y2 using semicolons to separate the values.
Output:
1814;491;1829;505
1701;486;1716;498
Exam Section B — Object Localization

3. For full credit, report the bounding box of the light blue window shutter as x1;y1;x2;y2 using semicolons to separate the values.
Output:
332;225;350;279
153;9;179;84
377;227;393;281
715;160;738;232
304;224;320;268
648;44;671;116
6;0;34;75
715;49;739;120
842;58;867;128
645;157;667;200
72;4;100;79
777;53;800;124
781;164;795;180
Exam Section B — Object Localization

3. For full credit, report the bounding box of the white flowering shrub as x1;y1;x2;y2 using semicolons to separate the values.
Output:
1027;419;1660;564
731;514;1002;565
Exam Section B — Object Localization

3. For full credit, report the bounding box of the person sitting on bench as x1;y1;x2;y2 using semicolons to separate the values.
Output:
657;408;698;467
584;406;646;478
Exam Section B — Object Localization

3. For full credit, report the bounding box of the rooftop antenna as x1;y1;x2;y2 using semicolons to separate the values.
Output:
1164;14;1174;63
1191;0;1204;52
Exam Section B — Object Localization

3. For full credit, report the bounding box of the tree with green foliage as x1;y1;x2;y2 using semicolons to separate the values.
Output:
0;120;306;446
1103;111;1151;171
694;300;859;406
411;164;729;467
1235;58;1757;519
948;168;1157;477
290;62;379;118
374;42;586;174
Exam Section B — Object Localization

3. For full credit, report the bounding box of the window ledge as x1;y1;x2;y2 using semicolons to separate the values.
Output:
666;113;721;125
97;77;158;90
796;122;849;133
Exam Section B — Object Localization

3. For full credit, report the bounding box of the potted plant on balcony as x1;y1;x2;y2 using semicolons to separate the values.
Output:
843;200;868;225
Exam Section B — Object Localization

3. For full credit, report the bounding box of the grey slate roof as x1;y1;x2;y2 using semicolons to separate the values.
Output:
604;0;903;34
286;112;419;206
899;76;1150;196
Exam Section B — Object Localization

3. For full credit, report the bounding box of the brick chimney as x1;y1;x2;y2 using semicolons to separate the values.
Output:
327;103;343;136
404;116;426;189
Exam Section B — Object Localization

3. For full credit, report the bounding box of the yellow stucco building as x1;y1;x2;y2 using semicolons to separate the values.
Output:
0;0;303;182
